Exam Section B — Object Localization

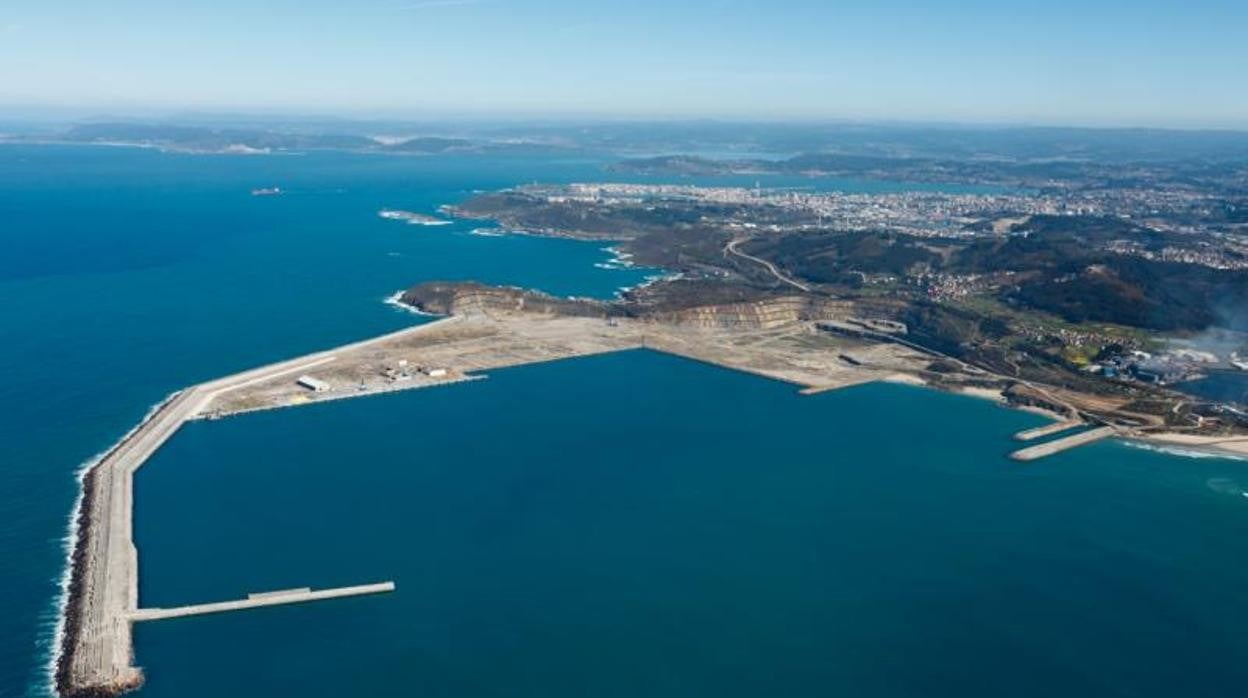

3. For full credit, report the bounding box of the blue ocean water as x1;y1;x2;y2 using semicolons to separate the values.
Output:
129;352;1248;697
1180;371;1248;406
1;144;658;695
3;144;1248;696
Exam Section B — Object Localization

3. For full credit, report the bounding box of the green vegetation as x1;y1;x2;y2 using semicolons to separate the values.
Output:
743;231;942;281
746;216;1248;332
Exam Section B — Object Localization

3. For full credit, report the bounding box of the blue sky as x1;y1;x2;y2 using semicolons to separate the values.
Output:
1;0;1245;127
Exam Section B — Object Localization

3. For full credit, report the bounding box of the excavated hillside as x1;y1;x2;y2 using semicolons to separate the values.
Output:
399;280;876;331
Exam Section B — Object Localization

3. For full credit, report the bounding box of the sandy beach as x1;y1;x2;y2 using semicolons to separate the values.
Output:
1131;432;1248;460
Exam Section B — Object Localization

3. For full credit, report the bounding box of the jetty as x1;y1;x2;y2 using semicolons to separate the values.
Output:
1009;426;1116;461
130;583;395;622
1013;420;1084;442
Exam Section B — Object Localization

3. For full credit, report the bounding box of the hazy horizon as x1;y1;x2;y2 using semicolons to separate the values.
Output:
6;106;1248;136
3;0;1247;130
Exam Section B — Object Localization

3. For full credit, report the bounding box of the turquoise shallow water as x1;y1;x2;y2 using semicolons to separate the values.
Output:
3;144;1248;696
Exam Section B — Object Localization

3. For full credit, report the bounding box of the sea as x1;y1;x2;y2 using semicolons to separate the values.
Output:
1180;370;1248;407
3;144;1248;697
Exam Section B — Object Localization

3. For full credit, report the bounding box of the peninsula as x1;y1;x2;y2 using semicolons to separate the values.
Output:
445;182;1248;442
56;283;941;696
57;264;1248;695
54;162;1248;696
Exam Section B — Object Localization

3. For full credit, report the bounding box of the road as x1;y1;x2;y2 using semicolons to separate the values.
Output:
725;237;812;292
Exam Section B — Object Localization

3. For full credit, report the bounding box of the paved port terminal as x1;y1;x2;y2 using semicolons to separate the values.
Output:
55;309;931;696
205;311;928;418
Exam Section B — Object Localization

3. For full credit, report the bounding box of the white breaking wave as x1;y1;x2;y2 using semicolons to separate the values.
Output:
618;272;684;296
1122;439;1248;462
599;246;636;269
383;291;439;316
40;391;181;696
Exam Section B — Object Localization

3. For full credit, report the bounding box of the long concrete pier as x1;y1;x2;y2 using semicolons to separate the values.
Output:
130;583;395;622
1009;426;1116;461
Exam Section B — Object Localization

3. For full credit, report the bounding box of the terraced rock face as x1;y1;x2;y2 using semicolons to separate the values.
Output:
400;281;865;331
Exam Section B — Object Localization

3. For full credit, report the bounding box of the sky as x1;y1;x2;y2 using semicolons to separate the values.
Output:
1;0;1246;127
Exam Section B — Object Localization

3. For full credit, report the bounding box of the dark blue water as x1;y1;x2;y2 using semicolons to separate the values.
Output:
3;144;1247;696
1;144;659;695
1180;371;1248;406
132;354;1248;697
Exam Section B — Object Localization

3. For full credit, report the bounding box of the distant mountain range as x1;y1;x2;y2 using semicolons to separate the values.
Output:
34;122;481;155
8;119;1248;163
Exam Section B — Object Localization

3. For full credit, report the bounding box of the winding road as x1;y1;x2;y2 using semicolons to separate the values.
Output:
725;237;812;292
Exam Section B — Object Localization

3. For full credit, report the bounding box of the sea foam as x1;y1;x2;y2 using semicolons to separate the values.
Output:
1122;439;1248;462
383;291;439;316
40;391;181;696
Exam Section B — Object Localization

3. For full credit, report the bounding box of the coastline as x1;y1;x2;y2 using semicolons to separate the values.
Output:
440;204;626;244
1129;432;1248;461
14;135;1248;698
422;220;670;299
54;469;118;697
616;271;684;297
383;291;440;316
963;384;1248;462
958;384;1073;422
882;374;1073;424
886;374;1248;461
46;288;1248;694
377;209;451;226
